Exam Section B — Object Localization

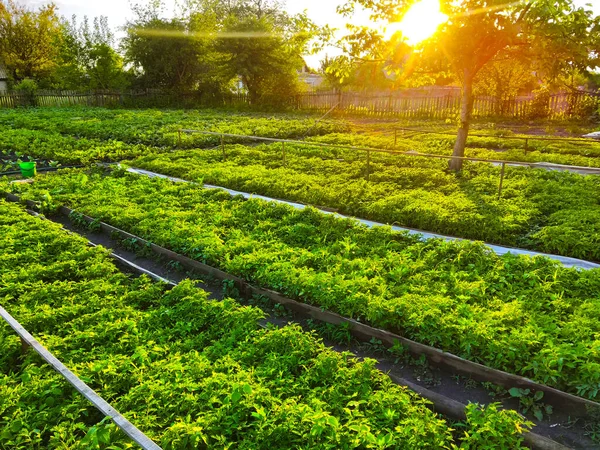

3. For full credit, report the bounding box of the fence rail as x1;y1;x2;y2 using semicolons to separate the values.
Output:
0;88;598;119
297;91;600;120
0;90;250;108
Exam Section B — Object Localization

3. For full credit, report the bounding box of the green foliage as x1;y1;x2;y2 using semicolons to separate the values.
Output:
217;12;308;105
0;107;346;152
1;106;599;262
122;0;318;97
0;128;151;164
123;3;219;91
508;388;553;421
13;78;38;94
129;138;600;261
455;403;533;449
53;15;128;90
9;169;600;400
334;0;600;167
0;0;62;81
0;199;531;448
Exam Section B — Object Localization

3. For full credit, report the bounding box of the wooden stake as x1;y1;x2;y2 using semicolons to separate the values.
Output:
498;162;506;199
21;337;29;355
221;134;226;161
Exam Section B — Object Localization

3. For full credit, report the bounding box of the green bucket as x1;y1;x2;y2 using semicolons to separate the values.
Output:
19;161;37;178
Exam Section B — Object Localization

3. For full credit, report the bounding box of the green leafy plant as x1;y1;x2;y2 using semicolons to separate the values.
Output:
508;388;553;421
455;402;534;449
7;169;600;401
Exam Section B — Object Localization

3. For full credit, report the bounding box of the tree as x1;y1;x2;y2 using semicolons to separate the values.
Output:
473;55;537;115
122;0;322;100
122;1;218;91
0;0;62;82
320;55;351;91
216;13;307;104
199;0;318;104
55;16;127;90
334;0;600;170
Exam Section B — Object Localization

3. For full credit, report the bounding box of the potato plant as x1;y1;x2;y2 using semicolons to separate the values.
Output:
129;141;600;261
0;107;347;150
7;169;600;400
0;200;533;449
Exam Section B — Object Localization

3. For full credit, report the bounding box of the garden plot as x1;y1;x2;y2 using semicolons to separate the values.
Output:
1;199;540;449
7;168;600;404
128;140;600;262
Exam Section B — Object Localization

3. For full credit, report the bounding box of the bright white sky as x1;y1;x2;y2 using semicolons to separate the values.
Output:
25;0;600;68
23;0;373;67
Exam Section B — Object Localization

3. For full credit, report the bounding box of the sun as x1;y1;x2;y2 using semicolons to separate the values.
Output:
385;0;448;45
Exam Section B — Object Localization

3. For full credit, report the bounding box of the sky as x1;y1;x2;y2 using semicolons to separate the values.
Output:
28;0;371;32
26;0;600;68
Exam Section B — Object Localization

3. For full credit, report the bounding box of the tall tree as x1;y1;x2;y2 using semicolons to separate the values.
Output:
474;55;537;115
122;1;218;91
216;10;311;104
334;0;600;170
56;16;127;90
0;0;62;82
123;0;320;101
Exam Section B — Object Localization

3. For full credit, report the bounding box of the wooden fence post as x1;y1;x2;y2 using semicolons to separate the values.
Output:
366;150;371;181
498;162;506;199
21;337;29;355
178;130;182;147
394;129;398;147
221;134;226;161
282;141;286;165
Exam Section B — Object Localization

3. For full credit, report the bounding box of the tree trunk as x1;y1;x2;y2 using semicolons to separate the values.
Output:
449;71;475;171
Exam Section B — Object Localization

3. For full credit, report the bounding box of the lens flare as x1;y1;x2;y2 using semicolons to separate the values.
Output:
385;0;448;45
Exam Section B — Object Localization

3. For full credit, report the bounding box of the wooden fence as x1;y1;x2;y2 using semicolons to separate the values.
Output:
0;88;598;120
296;90;600;120
0;89;250;109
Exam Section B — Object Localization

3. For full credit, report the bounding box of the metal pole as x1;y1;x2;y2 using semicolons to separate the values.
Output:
221;134;226;161
366;150;370;181
498;162;506;199
282;141;286;165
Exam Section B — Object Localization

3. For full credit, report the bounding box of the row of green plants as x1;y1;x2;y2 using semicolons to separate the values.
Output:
0;199;533;449
308;130;600;168
2;107;598;261
6;106;599;164
129;142;600;261
0;129;154;165
7;168;600;402
0;107;347;149
1;106;597;167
